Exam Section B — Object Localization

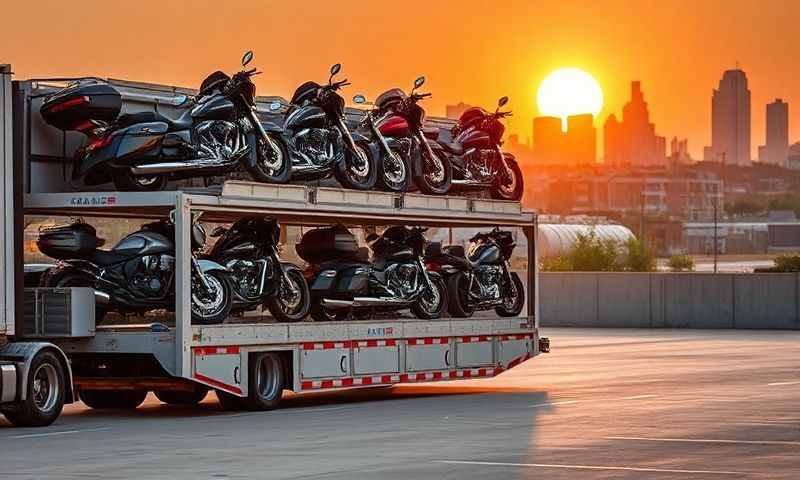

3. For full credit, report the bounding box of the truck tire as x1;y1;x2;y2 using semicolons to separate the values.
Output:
241;353;284;411
80;389;147;410
2;351;65;427
154;387;209;406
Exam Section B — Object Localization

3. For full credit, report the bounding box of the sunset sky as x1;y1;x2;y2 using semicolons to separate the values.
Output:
2;0;798;159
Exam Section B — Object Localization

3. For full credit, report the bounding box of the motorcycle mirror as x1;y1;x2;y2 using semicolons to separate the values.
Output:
330;63;342;76
242;51;254;67
269;101;282;112
353;94;366;104
413;76;425;91
498;96;509;108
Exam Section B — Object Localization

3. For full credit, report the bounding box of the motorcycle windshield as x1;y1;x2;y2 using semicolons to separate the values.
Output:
290;81;322;106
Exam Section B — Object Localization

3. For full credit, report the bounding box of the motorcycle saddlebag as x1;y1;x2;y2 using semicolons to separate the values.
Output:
37;223;104;260
296;224;359;264
40;82;122;131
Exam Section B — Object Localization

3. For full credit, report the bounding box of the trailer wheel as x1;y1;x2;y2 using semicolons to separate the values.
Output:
154;386;209;406
80;389;148;410
2;351;65;427
241;353;284;411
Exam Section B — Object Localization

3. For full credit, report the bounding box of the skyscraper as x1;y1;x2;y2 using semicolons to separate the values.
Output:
704;69;751;166
532;116;564;165
758;99;789;166
533;115;596;166
602;81;666;166
566;114;596;165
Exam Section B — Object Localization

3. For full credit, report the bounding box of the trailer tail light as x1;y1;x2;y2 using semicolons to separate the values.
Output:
48;95;90;113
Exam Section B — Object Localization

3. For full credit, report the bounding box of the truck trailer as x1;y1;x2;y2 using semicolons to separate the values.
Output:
0;64;545;427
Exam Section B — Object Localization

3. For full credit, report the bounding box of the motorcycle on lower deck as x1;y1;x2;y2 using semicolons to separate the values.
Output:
205;216;310;322
37;215;233;325
269;64;378;190
297;225;447;322
425;227;525;318
426;97;524;201
39;51;289;191
371;77;452;195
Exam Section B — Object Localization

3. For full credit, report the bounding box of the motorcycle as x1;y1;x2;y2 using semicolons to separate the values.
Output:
372;76;452;195
37;215;232;325
426;97;523;201
352;94;412;192
206;216;310;322
296;225;447;322
40;51;289;191
425;227;524;318
272;64;377;190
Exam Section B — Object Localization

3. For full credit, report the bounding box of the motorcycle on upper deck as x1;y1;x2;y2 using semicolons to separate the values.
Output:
40;51;289;192
371;77;452;195
426;97;523;201
272;64;377;190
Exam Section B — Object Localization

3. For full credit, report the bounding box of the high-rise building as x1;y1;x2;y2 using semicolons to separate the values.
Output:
602;81;666;166
532;115;597;166
532;116;564;165
704;69;751;166
758;99;789;166
566;114;596;165
670;137;691;164
445;102;473;120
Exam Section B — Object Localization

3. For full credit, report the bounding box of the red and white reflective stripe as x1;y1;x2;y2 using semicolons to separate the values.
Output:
498;333;533;341
354;339;398;348
460;335;492;343
506;352;532;369
299;367;504;391
302;341;352;350
194;346;240;356
193;372;242;395
407;337;449;346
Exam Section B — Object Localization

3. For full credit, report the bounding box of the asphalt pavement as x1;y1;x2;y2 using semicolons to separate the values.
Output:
2;328;799;479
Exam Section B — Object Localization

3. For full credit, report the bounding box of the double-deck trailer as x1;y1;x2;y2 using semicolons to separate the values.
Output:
0;64;545;427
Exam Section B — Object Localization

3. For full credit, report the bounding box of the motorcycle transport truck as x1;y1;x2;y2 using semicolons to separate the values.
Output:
0;63;546;427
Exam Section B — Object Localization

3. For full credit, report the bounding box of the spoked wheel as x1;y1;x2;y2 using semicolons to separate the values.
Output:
492;159;524;201
411;272;447;319
495;272;525;317
377;147;410;192
335;142;377;190
267;266;310;322
40;267;106;324
414;148;452;195
1;351;65;427
191;270;232;325
247;133;291;184
447;271;476;318
111;169;168;192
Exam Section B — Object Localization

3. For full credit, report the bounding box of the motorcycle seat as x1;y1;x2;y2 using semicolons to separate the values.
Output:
439;141;464;155
116;110;193;132
444;245;466;258
89;249;133;266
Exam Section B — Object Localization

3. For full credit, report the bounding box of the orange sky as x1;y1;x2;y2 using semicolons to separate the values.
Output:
2;0;798;160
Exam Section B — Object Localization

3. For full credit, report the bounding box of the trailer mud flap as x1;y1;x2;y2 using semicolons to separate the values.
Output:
192;346;244;396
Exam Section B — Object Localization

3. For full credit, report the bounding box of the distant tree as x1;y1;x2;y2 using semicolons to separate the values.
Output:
772;254;800;272
668;254;695;272
540;255;572;272
567;231;621;271
768;195;800;217
623;238;656;272
725;197;764;217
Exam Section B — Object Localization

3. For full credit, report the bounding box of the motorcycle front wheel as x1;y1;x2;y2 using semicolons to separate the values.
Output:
191;270;232;325
377;146;411;192
446;271;475;318
492;160;524;201
246;133;291;184
335;142;377;190
413;148;452;196
411;272;447;320
495;272;525;317
266;266;310;322
111;168;168;192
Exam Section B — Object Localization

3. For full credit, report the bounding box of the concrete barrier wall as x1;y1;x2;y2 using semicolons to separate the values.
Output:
540;272;800;329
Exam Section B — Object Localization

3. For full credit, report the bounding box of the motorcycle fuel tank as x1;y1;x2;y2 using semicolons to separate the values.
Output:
468;241;502;265
114;231;173;257
284;105;327;131
191;96;235;122
455;127;493;150
377;115;411;137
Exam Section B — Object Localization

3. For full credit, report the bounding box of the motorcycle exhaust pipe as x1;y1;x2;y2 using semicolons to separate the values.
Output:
94;290;111;305
130;158;237;175
320;299;353;309
352;297;411;307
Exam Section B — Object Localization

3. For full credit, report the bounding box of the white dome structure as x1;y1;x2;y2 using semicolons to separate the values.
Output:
537;224;636;258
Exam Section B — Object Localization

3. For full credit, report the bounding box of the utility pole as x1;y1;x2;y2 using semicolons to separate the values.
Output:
713;196;718;273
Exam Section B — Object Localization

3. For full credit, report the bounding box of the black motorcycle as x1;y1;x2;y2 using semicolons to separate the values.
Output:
296;225;446;321
427;97;523;201
37;216;232;325
40;51;289;191
352;94;412;192
206;216;310;322
270;64;377;190
425;227;524;318
372;77;452;195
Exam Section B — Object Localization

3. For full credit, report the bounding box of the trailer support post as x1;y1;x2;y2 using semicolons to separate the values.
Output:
174;193;192;377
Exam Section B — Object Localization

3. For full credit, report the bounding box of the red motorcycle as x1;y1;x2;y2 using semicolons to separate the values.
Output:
372;77;452;195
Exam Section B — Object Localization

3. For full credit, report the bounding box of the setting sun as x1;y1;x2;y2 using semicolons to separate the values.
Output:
537;68;604;127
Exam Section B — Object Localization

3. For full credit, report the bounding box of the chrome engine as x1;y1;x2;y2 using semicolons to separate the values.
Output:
474;265;502;300
294;128;337;165
385;263;420;299
464;148;498;181
195;120;245;160
132;254;175;295
225;258;272;300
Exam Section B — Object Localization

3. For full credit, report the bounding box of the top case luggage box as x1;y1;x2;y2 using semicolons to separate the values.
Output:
37;223;104;260
40;82;122;131
296;224;359;264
